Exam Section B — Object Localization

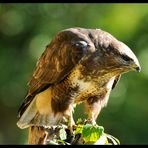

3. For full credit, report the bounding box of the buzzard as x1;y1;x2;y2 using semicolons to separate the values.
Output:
17;27;140;144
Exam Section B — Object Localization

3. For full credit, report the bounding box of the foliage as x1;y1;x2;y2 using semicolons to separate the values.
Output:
48;119;120;145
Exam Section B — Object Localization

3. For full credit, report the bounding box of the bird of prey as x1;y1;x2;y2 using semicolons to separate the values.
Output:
17;27;141;144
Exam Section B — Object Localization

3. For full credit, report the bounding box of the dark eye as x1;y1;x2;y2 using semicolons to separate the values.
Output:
75;41;88;48
72;40;88;54
71;41;88;64
122;54;133;61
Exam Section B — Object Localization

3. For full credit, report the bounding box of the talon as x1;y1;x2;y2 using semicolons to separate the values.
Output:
87;112;98;126
86;118;97;125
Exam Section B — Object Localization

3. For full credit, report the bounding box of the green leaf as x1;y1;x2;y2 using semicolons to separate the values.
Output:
82;124;104;143
75;124;84;135
57;140;70;145
59;128;67;140
76;118;83;124
94;134;108;145
48;140;59;145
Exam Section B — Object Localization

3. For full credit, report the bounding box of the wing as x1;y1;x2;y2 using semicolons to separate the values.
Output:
18;30;92;118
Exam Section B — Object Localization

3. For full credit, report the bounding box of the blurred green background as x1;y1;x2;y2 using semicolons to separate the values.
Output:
0;3;148;144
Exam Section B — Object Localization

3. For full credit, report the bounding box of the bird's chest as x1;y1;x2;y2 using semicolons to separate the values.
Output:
51;65;115;113
67;66;111;104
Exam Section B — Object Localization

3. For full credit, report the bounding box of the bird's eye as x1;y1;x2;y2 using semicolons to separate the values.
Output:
71;40;88;48
122;54;133;61
75;41;88;48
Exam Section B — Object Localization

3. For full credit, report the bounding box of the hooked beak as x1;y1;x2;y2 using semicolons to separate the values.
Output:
134;65;141;72
131;59;141;72
132;65;141;72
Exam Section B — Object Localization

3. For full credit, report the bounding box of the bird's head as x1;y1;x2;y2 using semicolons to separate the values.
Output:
63;28;141;75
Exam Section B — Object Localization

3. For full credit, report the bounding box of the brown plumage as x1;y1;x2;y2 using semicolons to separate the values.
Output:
17;27;140;144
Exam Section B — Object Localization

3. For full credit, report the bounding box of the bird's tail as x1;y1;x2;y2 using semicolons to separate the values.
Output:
17;89;64;144
17;88;63;129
